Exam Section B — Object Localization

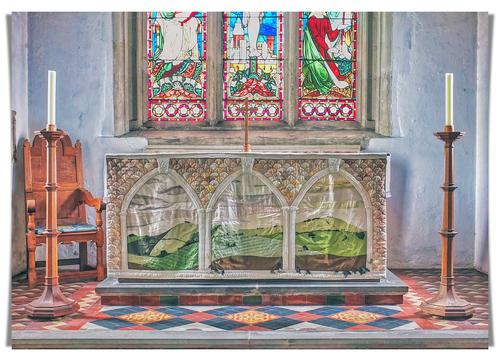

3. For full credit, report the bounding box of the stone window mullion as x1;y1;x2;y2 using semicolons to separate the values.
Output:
206;12;224;126
284;12;299;127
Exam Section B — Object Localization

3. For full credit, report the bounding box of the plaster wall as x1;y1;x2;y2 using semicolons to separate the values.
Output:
21;13;147;267
10;12;487;275
10;13;29;276
368;13;479;268
474;13;490;274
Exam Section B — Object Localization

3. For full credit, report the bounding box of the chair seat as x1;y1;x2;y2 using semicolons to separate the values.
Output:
35;223;97;235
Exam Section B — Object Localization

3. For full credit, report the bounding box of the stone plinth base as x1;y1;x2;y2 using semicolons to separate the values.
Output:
96;271;408;306
11;330;489;349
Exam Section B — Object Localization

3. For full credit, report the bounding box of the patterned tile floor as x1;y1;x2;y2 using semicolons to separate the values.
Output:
11;269;488;333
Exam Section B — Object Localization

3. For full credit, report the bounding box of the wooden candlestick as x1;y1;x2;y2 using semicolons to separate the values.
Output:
243;98;251;152
26;127;79;318
420;124;474;318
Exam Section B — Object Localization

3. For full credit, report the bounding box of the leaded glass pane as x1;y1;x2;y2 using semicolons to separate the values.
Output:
126;173;199;270
298;12;358;121
147;12;207;121
295;173;367;272
223;12;284;121
211;173;283;271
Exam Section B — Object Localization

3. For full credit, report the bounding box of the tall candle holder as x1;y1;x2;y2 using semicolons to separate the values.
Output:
420;124;474;318
26;126;79;318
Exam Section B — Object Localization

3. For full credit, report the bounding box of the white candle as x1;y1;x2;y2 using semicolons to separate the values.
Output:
445;73;453;127
47;70;56;127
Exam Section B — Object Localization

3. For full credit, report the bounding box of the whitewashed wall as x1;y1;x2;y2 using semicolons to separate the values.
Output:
10;12;489;275
11;13;146;273
10;13;30;276
368;13;484;269
474;13;490;274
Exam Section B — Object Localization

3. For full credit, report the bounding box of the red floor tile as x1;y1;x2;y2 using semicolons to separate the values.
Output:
182;311;217;322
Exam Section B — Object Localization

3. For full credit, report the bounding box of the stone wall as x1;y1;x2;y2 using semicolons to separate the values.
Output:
10;13;29;276
13;13;147;270
9;12;488;275
367;13;482;269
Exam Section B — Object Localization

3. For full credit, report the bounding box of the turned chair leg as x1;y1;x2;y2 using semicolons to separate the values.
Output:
79;243;88;271
95;210;105;281
96;241;104;281
26;236;37;288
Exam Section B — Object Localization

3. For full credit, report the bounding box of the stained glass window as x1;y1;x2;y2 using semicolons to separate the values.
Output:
298;12;358;121
223;12;284;121
147;12;207;122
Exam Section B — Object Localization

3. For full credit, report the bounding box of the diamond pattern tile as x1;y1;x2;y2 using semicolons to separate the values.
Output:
157;306;196;316
90;318;135;330
119;310;173;324
203;317;246;330
145;318;192;330
254;317;302;330
225;310;279;324
330;309;382;324
358;306;401;316
255;306;297;316
308;306;346;316
206;306;248;316
366;317;412;330
310;317;357;329
102;306;147;317
10;270;488;333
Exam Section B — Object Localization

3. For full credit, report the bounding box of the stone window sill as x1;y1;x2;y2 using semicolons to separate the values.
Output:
124;127;384;153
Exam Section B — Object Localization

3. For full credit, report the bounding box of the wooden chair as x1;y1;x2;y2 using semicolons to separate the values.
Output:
24;132;106;288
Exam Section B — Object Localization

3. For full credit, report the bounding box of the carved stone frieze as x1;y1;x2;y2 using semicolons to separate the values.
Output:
106;158;158;270
328;158;341;173
104;154;389;279
341;159;387;272
157;157;170;173
169;158;241;207
241;156;255;174
253;158;328;204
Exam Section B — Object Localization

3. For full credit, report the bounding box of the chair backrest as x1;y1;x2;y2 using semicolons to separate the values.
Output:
24;132;87;228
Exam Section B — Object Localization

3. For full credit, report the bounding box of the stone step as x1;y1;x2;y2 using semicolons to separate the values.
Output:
96;270;408;306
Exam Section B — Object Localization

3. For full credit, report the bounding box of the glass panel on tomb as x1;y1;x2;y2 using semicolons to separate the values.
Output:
223;12;283;121
295;173;367;272
211;173;283;271
298;12;358;121
147;12;207;122
126;173;199;271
